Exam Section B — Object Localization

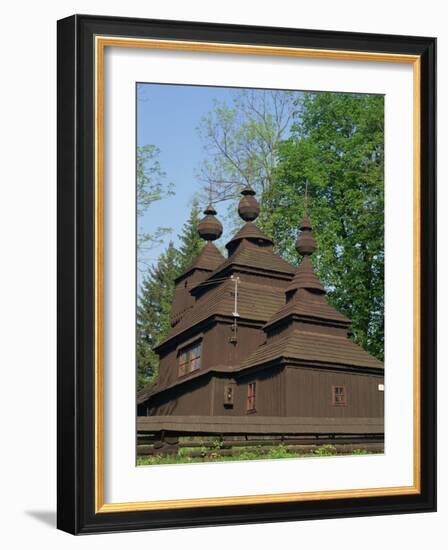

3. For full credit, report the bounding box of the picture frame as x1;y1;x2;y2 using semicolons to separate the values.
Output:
57;14;436;534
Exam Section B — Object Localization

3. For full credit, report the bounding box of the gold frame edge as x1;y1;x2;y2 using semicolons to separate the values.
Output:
94;36;421;513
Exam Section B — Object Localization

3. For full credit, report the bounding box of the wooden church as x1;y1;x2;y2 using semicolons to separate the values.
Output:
137;187;384;453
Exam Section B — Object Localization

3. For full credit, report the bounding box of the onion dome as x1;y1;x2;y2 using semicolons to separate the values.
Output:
238;185;260;222
284;214;324;300
197;204;223;242
226;186;271;254
295;214;317;256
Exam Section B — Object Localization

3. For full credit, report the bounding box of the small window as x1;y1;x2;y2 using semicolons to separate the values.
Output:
178;340;202;377
332;385;346;406
224;384;235;407
247;382;256;412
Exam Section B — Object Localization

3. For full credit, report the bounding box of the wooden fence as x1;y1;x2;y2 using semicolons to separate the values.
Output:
137;433;384;458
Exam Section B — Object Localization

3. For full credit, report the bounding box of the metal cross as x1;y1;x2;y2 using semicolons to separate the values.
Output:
304;180;309;216
230;275;240;317
207;180;213;204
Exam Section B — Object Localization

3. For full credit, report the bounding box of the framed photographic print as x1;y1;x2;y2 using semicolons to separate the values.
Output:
57;14;436;534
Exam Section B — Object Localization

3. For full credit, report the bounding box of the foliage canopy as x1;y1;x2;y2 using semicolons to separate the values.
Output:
270;92;384;358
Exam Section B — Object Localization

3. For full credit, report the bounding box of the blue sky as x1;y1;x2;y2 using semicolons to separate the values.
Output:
137;83;237;272
136;83;305;287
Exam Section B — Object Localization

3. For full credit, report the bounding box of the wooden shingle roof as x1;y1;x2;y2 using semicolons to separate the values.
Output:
242;329;383;371
285;256;325;294
225;221;273;252
191;240;295;297
175;242;224;282
264;289;350;330
159;278;286;346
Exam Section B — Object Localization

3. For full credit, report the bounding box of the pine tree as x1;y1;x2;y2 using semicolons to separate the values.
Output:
177;198;205;273
136;242;180;390
137;202;209;391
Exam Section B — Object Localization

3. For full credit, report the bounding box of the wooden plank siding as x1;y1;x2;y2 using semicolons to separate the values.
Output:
145;376;212;416
285;366;384;418
212;367;284;416
144;365;383;420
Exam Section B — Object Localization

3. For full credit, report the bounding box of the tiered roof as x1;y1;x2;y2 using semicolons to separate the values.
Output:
263;289;350;330
225;221;274;255
167;278;286;340
242;211;382;372
242;330;383;369
190;239;295;297
175;241;224;281
149;185;383;399
242;329;383;371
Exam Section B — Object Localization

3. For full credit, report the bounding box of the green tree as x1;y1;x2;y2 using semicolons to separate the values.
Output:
177;198;205;272
137;202;209;391
137;144;174;271
197;89;297;231
136;242;180;389
271;92;384;359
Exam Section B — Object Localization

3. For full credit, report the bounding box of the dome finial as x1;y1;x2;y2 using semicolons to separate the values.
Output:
238;184;260;222
197;203;223;242
295;181;317;256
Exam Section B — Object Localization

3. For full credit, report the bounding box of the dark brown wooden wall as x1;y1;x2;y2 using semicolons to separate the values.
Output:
285;366;384;418
146;365;287;418
146;376;212;416
206;323;266;366
154;347;178;390
171;269;210;325
157;322;266;391
145;364;384;419
212;367;285;416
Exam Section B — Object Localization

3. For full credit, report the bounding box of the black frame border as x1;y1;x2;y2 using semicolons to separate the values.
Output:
57;14;436;534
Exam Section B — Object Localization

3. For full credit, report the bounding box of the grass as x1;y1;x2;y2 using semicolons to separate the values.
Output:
137;444;375;466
